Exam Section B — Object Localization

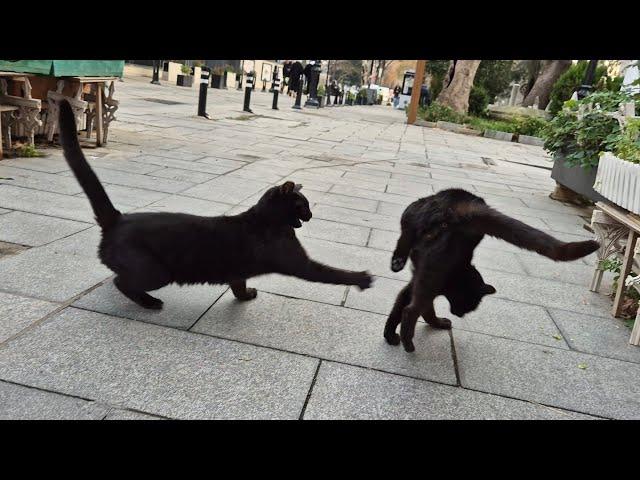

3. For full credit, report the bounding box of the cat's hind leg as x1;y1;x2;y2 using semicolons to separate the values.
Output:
384;281;413;345
109;248;171;310
230;280;257;301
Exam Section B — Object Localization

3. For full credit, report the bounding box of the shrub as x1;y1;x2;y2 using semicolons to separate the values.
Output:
614;118;640;164
542;97;622;170
180;64;191;75
513;116;548;137
420;102;468;124
468;85;490;116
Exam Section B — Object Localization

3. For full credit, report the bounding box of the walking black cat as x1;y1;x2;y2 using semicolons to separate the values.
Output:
58;99;373;309
385;188;599;352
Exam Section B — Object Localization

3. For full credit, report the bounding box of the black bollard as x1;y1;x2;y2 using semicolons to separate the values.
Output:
198;67;211;119
272;75;280;110
292;73;303;110
243;71;254;113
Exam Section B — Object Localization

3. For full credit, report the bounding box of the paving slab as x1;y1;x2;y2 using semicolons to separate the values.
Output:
0;247;112;302
298;218;370;247
0;291;60;343
0;381;109;420
0;307;318;419
193;290;457;384
303;362;594;420
0;184;95;223
146;195;233;216
181;175;271;204
103;409;164;420
454;328;640;419
0;211;92;247
548;309;640;364
73;279;228;329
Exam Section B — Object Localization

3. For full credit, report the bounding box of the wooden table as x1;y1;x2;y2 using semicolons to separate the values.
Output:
0;105;18;159
68;76;118;147
592;201;640;345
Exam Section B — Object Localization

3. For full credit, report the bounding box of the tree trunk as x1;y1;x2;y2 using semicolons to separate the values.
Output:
435;60;481;114
522;60;572;109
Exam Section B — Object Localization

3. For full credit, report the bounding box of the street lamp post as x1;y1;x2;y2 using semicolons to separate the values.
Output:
151;60;161;85
577;60;599;100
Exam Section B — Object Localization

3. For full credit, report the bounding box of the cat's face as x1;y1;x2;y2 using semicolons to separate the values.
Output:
259;181;312;228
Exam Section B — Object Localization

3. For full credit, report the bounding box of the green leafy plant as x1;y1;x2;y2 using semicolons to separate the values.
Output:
548;61;622;115
468;85;490;116
17;144;41;158
613;118;640;164
317;85;326;97
420;102;468;124
212;65;226;75
542;91;628;170
180;64;192;75
512;116;548;137
466;116;517;133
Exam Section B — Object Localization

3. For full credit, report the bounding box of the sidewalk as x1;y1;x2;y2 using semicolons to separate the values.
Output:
1;73;639;419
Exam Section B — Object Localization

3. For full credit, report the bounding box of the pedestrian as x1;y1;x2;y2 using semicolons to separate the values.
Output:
420;84;431;108
282;60;292;94
288;61;304;97
393;85;401;107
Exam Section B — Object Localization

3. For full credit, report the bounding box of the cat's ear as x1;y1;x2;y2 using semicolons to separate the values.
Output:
280;181;295;194
294;183;303;192
483;284;497;295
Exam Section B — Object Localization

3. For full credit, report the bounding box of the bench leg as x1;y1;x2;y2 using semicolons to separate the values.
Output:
631;309;640;346
590;210;628;293
612;230;638;317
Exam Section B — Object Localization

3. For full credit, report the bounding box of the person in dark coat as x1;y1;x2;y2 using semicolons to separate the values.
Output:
303;62;313;95
420;84;431;107
288;61;304;96
282;60;292;94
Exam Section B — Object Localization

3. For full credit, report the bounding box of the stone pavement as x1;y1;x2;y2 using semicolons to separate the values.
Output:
1;71;639;420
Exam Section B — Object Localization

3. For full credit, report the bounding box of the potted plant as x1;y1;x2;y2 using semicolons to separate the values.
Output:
543;91;632;203
177;64;193;87
211;65;226;89
594;116;640;213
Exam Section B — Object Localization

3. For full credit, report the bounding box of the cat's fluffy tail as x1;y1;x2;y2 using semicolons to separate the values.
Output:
58;99;121;230
460;203;599;262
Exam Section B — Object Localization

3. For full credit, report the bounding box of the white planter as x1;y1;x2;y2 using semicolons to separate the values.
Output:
594;152;640;214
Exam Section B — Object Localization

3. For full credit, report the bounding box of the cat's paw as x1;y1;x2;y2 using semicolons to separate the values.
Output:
427;317;452;330
390;255;407;272
384;332;401;346
354;271;374;290
140;295;164;310
401;339;415;353
237;288;258;301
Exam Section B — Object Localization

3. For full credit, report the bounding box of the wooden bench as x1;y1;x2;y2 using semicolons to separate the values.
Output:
590;201;640;345
0;72;42;146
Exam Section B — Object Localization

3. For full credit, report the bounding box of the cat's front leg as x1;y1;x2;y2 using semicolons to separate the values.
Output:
391;229;415;272
286;259;373;289
230;280;258;301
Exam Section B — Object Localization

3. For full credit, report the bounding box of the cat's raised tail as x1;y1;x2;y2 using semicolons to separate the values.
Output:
460;203;599;262
58;99;121;230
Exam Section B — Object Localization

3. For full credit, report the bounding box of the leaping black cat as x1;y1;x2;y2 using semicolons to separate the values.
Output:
58;99;373;309
385;188;599;352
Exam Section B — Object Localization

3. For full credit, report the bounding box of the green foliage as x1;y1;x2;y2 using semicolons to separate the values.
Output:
548;61;622;115
466;116;517;133
474;60;514;103
180;64;192;75
317;85;326;97
542;91;627;170
420;102;468;123
426;60;451;101
613;118;640;164
512;116;548;137
333;60;362;86
17;144;41;158
468;85;490;116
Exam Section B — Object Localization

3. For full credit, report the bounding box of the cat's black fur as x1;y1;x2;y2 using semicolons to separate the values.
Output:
58;99;373;309
385;188;600;352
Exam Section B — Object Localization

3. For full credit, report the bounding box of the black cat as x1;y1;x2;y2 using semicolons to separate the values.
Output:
385;188;599;352
58;100;373;309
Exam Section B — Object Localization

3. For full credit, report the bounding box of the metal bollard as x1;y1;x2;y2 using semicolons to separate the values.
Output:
198;67;211;119
292;74;303;110
272;76;280;110
243;71;254;113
